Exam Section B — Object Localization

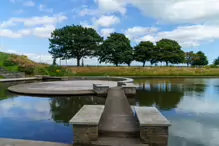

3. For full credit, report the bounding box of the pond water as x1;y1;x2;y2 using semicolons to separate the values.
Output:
0;78;219;146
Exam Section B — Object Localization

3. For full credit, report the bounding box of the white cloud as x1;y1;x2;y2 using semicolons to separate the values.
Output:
0;29;23;38
94;0;127;15
0;14;67;28
125;26;158;40
101;28;115;37
79;8;99;16
127;0;219;24
39;4;53;13
95;15;120;27
23;0;35;7
126;25;219;48
32;24;56;38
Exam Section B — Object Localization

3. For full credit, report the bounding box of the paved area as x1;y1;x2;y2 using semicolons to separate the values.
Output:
8;80;118;95
99;87;139;137
0;138;71;146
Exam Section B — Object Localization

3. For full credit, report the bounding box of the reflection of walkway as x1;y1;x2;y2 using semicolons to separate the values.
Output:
94;87;146;145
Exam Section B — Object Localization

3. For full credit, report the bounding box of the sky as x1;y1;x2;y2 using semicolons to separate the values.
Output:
1;0;219;66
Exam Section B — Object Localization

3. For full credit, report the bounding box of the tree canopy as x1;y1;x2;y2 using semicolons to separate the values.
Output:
47;24;210;67
97;33;133;66
134;41;155;67
213;56;219;66
191;51;208;66
49;25;103;66
156;39;185;66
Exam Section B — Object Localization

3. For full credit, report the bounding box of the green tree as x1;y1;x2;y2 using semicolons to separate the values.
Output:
134;41;155;67
123;50;133;66
192;51;208;66
49;25;103;67
156;39;185;66
185;51;196;67
213;56;219;66
97;33;133;66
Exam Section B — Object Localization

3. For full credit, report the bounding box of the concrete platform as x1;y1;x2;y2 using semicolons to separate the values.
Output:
0;138;70;146
8;80;118;95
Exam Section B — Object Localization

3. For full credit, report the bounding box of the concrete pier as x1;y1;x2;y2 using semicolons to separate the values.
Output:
69;87;170;146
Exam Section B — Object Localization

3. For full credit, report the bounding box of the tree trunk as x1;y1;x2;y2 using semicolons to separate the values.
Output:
115;63;118;67
128;63;130;67
143;62;146;67
166;61;169;66
77;58;80;67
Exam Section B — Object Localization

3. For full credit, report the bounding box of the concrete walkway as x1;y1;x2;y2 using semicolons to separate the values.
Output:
99;87;139;137
0;138;71;146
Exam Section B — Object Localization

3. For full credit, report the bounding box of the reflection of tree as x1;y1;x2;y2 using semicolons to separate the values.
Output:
0;83;17;100
50;96;105;123
136;81;184;110
135;79;207;110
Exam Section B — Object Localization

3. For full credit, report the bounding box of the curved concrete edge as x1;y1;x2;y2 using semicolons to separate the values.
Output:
8;83;96;96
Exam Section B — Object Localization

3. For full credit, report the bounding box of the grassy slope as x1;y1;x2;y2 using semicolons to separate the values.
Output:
0;51;41;72
69;67;219;76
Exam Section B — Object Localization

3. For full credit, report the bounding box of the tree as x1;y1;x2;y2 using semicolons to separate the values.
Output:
49;25;103;67
134;41;154;67
123;50;133;66
213;56;219;66
185;51;196;67
156;39;185;66
192;51;208;66
97;33;133;66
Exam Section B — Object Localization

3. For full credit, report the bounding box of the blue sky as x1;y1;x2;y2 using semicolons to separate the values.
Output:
1;0;219;65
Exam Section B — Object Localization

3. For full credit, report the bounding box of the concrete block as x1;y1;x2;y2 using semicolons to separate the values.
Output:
93;84;109;95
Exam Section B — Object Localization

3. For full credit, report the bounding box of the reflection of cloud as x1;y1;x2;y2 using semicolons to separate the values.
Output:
0;96;51;121
176;96;219;115
170;119;219;146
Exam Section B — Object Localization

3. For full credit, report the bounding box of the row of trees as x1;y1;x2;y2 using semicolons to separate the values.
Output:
49;25;210;67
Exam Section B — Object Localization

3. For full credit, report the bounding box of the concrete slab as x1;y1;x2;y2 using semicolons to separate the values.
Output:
69;105;105;125
134;107;171;126
8;80;118;95
0;138;70;146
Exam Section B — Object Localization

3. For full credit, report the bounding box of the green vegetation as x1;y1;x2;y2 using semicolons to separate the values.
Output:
213;56;219;66
68;67;219;76
49;25;212;67
97;33;133;66
49;25;102;66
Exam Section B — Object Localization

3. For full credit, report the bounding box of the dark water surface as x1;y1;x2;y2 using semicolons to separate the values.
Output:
0;78;219;146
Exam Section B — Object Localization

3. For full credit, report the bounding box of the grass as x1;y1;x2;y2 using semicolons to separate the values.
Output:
68;66;219;76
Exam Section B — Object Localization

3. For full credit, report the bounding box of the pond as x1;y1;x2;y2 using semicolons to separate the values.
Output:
0;78;219;146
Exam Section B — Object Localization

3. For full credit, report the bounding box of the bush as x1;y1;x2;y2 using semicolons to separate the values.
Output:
18;65;35;74
45;65;68;76
34;67;49;75
3;59;17;66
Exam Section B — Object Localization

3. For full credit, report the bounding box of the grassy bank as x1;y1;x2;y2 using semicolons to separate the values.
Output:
68;67;219;76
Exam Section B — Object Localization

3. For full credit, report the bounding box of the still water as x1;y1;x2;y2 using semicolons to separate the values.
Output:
0;78;219;146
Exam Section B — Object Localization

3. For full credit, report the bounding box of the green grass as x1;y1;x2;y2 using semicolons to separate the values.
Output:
68;67;219;77
0;52;10;66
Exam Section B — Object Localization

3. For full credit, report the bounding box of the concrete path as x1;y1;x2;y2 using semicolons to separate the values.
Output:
0;138;71;146
99;87;139;137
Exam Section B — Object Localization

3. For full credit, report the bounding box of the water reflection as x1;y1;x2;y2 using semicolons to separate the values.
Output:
134;78;219;146
50;96;105;123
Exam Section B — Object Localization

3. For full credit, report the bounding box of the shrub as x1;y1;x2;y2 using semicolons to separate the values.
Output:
18;64;35;74
45;65;68;76
3;59;17;66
